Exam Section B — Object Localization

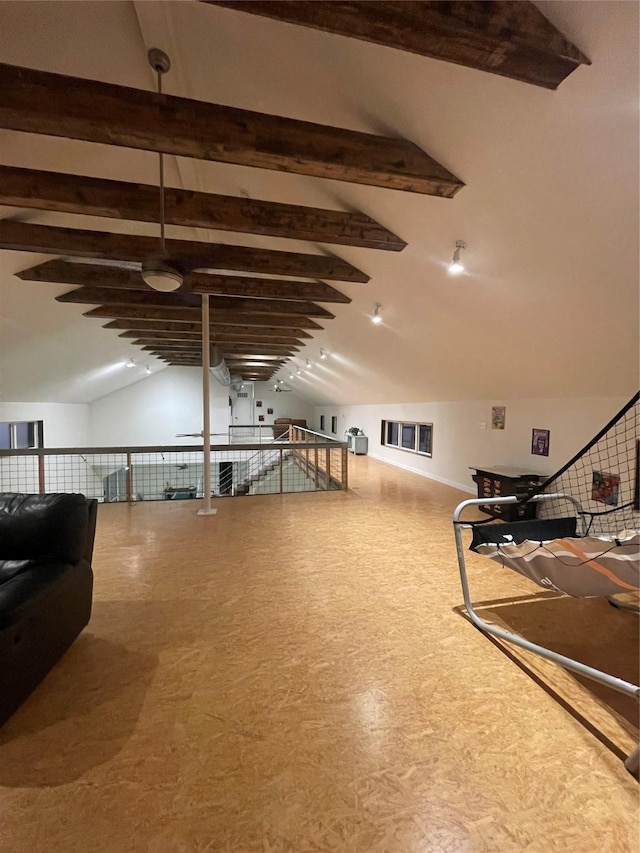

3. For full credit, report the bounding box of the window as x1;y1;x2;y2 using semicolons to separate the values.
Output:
381;420;432;457
401;423;416;449
331;416;337;434
320;415;325;432
418;424;432;455
0;420;44;449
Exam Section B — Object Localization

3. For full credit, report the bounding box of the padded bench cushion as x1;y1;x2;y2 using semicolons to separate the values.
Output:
0;493;90;566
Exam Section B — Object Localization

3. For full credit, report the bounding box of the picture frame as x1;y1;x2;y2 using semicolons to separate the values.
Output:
592;470;621;506
491;406;506;430
531;428;550;457
256;400;262;408
267;407;273;415
258;414;265;422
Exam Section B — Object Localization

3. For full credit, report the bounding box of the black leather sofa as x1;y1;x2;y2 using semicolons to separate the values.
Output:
0;493;97;727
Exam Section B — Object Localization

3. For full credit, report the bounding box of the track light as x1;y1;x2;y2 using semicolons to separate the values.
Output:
126;358;135;368
306;359;313;370
320;348;327;359
145;365;152;375
448;240;467;275
371;303;382;325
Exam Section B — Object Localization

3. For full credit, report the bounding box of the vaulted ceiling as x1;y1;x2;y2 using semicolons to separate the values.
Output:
0;1;637;404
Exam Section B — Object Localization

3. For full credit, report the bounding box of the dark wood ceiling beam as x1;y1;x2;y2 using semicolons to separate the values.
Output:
0;62;462;196
0;221;368;282
17;261;352;304
103;319;312;339
208;1;589;90
135;341;296;357
85;304;323;328
0;166;405;251
55;286;335;318
121;332;301;351
150;350;287;368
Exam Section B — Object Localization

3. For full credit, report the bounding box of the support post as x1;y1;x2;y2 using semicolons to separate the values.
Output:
126;451;133;503
37;453;45;492
198;293;217;516
279;448;284;493
343;446;348;491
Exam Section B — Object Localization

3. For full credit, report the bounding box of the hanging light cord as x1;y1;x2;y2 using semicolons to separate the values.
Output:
156;67;166;255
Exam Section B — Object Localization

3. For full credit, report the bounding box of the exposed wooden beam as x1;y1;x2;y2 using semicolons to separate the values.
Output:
103;319;312;339
55;286;335;318
150;350;287;368
85;305;323;328
17;261;352;304
135;341;296;357
0;220;368;282
120;332;301;350
221;353;290;362
208;1;589;90
0;166;405;251
0;62;463;196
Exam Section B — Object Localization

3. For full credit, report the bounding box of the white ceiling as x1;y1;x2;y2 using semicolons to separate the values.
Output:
0;1;638;406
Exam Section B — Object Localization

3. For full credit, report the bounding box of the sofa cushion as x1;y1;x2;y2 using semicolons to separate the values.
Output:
0;493;90;565
0;559;72;630
0;559;39;586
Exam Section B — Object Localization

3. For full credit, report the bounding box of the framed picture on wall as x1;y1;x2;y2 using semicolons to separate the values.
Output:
267;408;273;415
491;406;506;429
591;470;620;506
256;400;262;408
531;428;550;457
258;414;265;422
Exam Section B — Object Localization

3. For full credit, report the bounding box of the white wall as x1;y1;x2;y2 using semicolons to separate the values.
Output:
0;401;90;447
314;396;632;493
245;383;314;428
89;369;315;446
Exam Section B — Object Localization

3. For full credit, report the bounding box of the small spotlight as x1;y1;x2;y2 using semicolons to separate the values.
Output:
126;358;135;368
448;240;467;275
371;303;382;325
145;365;152;375
306;359;313;370
320;348;327;359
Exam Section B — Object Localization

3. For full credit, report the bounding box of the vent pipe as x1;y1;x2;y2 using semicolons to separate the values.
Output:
209;346;231;386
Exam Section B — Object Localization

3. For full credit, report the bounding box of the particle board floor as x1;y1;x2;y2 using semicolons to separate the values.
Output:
0;456;638;852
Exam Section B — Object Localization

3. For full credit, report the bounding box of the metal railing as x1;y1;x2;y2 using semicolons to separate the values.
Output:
0;426;348;501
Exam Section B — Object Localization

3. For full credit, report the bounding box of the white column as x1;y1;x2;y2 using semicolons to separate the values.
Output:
198;293;217;516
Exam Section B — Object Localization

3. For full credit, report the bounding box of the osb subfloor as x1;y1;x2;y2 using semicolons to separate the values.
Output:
1;456;638;852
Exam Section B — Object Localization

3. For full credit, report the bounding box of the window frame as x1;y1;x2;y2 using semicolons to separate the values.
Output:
381;419;432;458
0;420;44;449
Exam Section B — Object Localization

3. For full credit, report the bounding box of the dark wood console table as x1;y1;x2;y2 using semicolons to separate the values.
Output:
470;466;544;521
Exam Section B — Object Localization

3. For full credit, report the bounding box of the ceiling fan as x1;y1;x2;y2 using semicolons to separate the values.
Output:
141;48;183;293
